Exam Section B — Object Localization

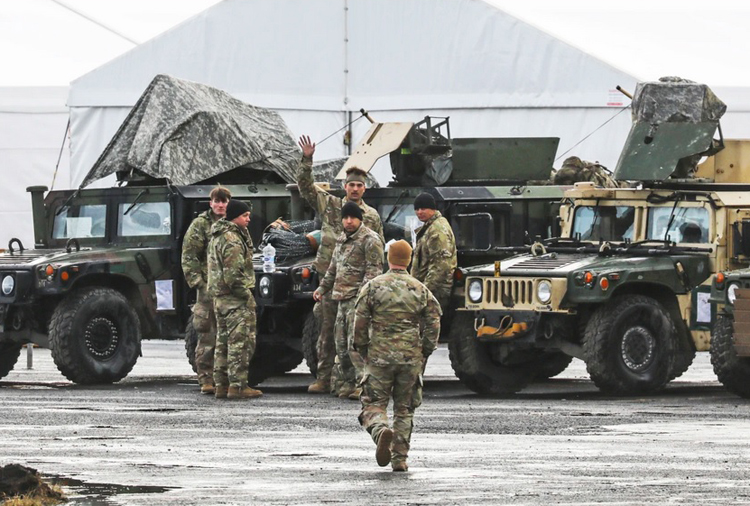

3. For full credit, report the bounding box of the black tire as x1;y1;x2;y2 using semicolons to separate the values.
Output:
247;345;303;386
301;309;320;376
533;352;573;380
0;342;23;380
184;316;198;374
448;312;534;395
583;294;675;395
710;315;750;399
49;287;141;384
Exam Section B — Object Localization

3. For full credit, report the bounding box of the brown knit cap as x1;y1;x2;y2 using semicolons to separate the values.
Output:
387;240;413;267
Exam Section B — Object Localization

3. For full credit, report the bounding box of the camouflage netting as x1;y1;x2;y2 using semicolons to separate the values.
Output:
631;76;727;124
80;74;301;188
261;220;319;260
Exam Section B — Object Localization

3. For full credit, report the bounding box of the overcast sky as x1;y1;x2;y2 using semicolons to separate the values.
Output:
2;0;749;87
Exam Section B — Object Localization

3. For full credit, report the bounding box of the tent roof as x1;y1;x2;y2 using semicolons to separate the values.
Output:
68;0;638;111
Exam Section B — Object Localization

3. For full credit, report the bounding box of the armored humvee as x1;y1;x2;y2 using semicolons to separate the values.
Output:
456;78;750;396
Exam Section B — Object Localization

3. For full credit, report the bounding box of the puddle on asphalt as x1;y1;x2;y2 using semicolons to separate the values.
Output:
46;475;177;505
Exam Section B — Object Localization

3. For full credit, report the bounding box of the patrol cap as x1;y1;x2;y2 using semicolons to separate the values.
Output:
413;192;436;210
341;201;363;221
388;240;412;267
345;168;367;184
225;199;251;221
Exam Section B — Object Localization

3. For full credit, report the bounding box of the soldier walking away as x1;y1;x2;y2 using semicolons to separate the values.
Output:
411;192;457;312
313;202;384;400
353;240;441;472
181;186;231;395
297;135;383;395
207;199;262;400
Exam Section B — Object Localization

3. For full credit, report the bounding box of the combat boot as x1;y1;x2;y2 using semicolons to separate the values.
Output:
307;379;328;394
227;386;263;399
392;461;408;472
337;384;356;399
348;387;362;400
375;428;393;467
214;385;228;399
200;384;215;395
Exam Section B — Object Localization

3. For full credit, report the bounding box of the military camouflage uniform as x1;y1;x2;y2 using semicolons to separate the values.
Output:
297;156;383;389
317;224;384;390
410;211;457;311
552;156;619;188
207;219;256;390
181;210;222;387
354;268;441;468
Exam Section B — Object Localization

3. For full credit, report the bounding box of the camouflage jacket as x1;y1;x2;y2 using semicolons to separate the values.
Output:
297;156;383;273
318;224;384;301
181;210;222;290
207;219;255;308
353;268;441;365
410;211;457;295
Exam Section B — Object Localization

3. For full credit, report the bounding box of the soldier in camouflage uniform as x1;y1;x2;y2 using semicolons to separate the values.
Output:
181;186;231;395
207;199;262;400
297;135;383;395
552;156;619;188
410;192;457;312
313;202;384;400
354;240;441;472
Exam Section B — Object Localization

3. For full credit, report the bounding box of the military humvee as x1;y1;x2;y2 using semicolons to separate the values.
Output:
296;114;573;376
457;78;750;396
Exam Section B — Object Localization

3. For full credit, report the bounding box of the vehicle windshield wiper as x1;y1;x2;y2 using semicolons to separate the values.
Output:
383;189;410;224
124;189;149;216
55;189;80;216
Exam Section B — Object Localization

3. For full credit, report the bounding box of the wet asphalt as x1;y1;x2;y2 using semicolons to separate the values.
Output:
2;342;750;505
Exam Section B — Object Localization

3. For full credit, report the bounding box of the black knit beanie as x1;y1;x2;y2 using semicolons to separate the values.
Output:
225;200;250;221
341;201;364;221
413;192;436;210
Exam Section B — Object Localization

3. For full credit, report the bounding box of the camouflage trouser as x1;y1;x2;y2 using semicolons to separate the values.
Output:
358;362;423;464
192;286;217;387
334;298;364;388
213;297;256;389
432;285;452;315
314;292;337;387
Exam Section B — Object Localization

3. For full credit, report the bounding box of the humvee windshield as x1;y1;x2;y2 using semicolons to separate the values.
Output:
118;202;171;237
53;204;107;239
379;204;418;243
572;206;635;242
646;207;710;244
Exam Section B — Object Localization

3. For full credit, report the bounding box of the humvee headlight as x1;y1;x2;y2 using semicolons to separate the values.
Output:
1;275;14;295
259;275;271;298
537;280;552;304
468;279;483;303
728;283;740;305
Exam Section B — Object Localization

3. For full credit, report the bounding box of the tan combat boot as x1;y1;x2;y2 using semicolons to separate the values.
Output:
337;384;356;399
307;379;328;394
227;386;263;399
348;387;362;400
214;385;228;399
200;384;215;395
375;428;393;467
392;461;408;472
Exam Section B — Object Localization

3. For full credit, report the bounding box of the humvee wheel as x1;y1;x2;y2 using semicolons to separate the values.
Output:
49;287;141;384
533;352;573;380
448;312;534;395
710;315;750;399
184;316;198;374
584;294;674;395
247;345;303;386
301;309;320;376
0;343;23;380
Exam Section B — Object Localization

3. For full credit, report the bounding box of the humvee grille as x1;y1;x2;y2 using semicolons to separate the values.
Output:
506;255;580;271
484;278;533;306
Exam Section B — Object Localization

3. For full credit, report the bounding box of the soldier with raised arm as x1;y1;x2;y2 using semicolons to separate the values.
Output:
181;186;231;395
313;202;384;400
296;135;383;395
353;239;441;472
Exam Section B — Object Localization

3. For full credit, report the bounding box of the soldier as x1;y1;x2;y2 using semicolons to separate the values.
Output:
207;199;261;400
181;186;231;395
313;202;384;400
353;239;441;472
297;135;383;395
410;192;457;312
553;156;619;188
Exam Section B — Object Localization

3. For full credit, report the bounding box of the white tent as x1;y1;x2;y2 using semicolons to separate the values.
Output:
68;0;640;187
0;86;70;247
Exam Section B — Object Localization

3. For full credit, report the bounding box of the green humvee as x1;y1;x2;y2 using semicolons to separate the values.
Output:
456;78;750;396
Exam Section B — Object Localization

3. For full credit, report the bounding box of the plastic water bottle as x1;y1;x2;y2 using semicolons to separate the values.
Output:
262;243;276;273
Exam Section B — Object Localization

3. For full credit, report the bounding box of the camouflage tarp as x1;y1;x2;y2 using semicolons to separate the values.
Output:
631;76;727;125
80;74;301;188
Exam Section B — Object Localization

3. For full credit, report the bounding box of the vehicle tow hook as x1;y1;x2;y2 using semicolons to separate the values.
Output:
475;315;528;339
